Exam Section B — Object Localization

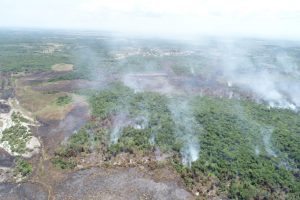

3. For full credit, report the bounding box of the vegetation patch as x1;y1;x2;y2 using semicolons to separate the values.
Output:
174;96;300;199
89;84;178;151
12;111;30;123
56;95;72;106
51;157;77;170
51;128;98;169
1;117;32;154
14;158;32;177
0;33;71;72
56;85;300;199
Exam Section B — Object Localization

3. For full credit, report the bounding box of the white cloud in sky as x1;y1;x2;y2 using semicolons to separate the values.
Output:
0;0;300;39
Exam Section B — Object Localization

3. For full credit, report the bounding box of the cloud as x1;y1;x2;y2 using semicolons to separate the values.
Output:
0;0;300;39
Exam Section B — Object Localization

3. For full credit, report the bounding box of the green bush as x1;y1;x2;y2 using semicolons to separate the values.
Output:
56;95;72;106
51;157;77;170
177;96;300;199
1;123;31;154
15;158;32;176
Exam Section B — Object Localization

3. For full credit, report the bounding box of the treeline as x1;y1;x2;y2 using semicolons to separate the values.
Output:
54;84;300;199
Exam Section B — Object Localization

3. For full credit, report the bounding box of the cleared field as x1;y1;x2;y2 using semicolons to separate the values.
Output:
15;78;76;121
51;64;73;72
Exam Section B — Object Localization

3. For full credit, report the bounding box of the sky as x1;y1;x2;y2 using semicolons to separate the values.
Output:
0;0;300;39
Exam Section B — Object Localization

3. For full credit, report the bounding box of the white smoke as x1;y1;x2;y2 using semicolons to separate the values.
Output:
261;128;277;157
220;40;300;110
254;145;260;156
132;116;148;130
169;99;201;167
276;52;300;76
110;113;128;144
181;140;200;167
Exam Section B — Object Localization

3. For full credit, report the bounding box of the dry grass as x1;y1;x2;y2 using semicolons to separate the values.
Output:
36;104;74;121
51;63;73;72
15;79;74;121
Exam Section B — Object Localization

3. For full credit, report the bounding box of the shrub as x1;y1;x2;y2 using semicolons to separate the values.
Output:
56;95;72;106
15;158;32;176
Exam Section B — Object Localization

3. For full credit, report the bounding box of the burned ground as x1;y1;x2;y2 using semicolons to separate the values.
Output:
0;166;192;200
37;105;89;152
0;182;49;200
0;73;14;100
0;103;10;114
0;148;14;168
53;167;192;200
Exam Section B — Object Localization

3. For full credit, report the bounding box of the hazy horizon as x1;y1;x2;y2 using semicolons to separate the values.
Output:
0;0;300;40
